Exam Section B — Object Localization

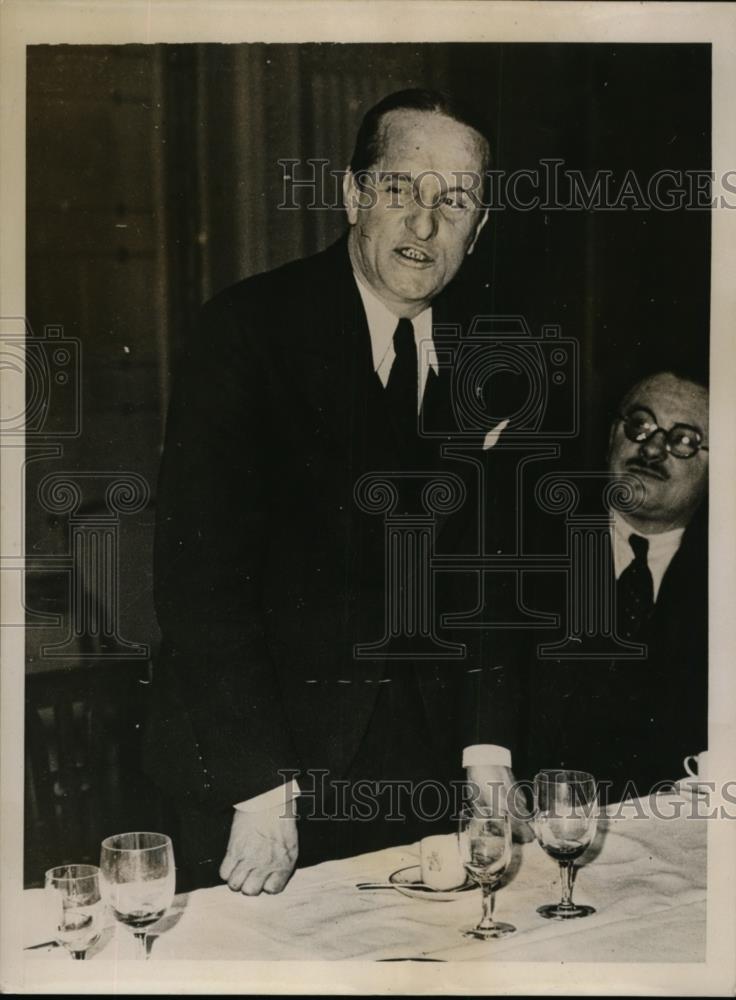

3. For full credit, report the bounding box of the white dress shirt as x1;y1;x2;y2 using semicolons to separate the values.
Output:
353;271;438;410
611;510;685;601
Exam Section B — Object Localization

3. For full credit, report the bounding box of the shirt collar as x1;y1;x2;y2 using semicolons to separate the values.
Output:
611;510;686;601
352;270;437;374
612;510;686;557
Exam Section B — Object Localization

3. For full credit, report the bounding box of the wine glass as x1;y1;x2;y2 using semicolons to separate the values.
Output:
533;769;598;919
99;832;175;959
44;864;105;960
457;804;516;939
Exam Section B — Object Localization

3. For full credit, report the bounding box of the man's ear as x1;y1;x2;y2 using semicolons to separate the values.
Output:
343;168;360;225
466;208;489;256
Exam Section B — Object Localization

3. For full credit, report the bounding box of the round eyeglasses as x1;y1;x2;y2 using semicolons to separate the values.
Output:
619;407;709;459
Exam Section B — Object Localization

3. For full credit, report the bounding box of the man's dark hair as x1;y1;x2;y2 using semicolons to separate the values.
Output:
349;88;492;177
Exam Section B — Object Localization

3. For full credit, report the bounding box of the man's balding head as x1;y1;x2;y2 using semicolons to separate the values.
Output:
349;88;492;180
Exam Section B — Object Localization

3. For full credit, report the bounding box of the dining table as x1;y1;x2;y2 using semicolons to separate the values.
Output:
21;790;708;976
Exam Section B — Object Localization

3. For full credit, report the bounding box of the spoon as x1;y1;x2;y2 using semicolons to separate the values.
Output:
356;880;437;892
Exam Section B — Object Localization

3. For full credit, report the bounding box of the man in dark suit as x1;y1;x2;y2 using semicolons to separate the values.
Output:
523;371;708;802
145;89;522;894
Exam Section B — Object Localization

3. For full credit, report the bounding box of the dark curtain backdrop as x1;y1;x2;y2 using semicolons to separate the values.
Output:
24;42;709;879
171;42;711;395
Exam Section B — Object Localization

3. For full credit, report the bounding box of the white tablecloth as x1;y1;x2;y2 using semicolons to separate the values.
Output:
23;794;706;965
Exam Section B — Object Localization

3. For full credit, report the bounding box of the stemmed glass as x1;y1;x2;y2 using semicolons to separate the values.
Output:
533;769;598;919
44;864;105;960
99;832;175;959
457;804;516;939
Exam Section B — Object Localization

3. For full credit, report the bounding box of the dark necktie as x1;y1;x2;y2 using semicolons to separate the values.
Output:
616;533;654;640
385;318;418;447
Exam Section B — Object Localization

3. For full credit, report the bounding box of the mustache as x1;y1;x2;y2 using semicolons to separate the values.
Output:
626;457;669;481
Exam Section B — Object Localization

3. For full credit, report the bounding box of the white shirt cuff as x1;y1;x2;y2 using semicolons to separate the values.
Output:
462;744;512;768
234;779;301;813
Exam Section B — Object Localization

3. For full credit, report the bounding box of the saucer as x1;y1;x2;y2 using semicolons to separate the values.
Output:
388;865;476;902
674;777;711;798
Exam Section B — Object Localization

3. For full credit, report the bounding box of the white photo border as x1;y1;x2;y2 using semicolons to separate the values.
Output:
2;1;735;994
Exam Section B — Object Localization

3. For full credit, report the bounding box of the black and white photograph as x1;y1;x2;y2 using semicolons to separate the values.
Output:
1;1;735;994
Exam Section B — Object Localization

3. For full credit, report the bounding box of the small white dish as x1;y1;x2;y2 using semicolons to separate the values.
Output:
388;865;476;902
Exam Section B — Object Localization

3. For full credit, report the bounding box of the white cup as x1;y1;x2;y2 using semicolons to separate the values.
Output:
420;834;466;891
683;750;709;782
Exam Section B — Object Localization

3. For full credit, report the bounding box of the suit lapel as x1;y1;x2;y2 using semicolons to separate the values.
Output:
274;238;393;778
281;237;406;466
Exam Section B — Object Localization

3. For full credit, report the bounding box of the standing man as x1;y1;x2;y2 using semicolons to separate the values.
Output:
145;90;521;894
525;371;709;801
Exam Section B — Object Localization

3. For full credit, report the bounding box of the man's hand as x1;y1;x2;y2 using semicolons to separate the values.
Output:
219;807;298;895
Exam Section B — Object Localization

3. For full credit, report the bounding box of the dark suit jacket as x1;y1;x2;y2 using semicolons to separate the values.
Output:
144;236;520;814
521;508;708;802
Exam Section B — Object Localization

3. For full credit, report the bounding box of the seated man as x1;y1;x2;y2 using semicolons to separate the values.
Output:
523;370;708;802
